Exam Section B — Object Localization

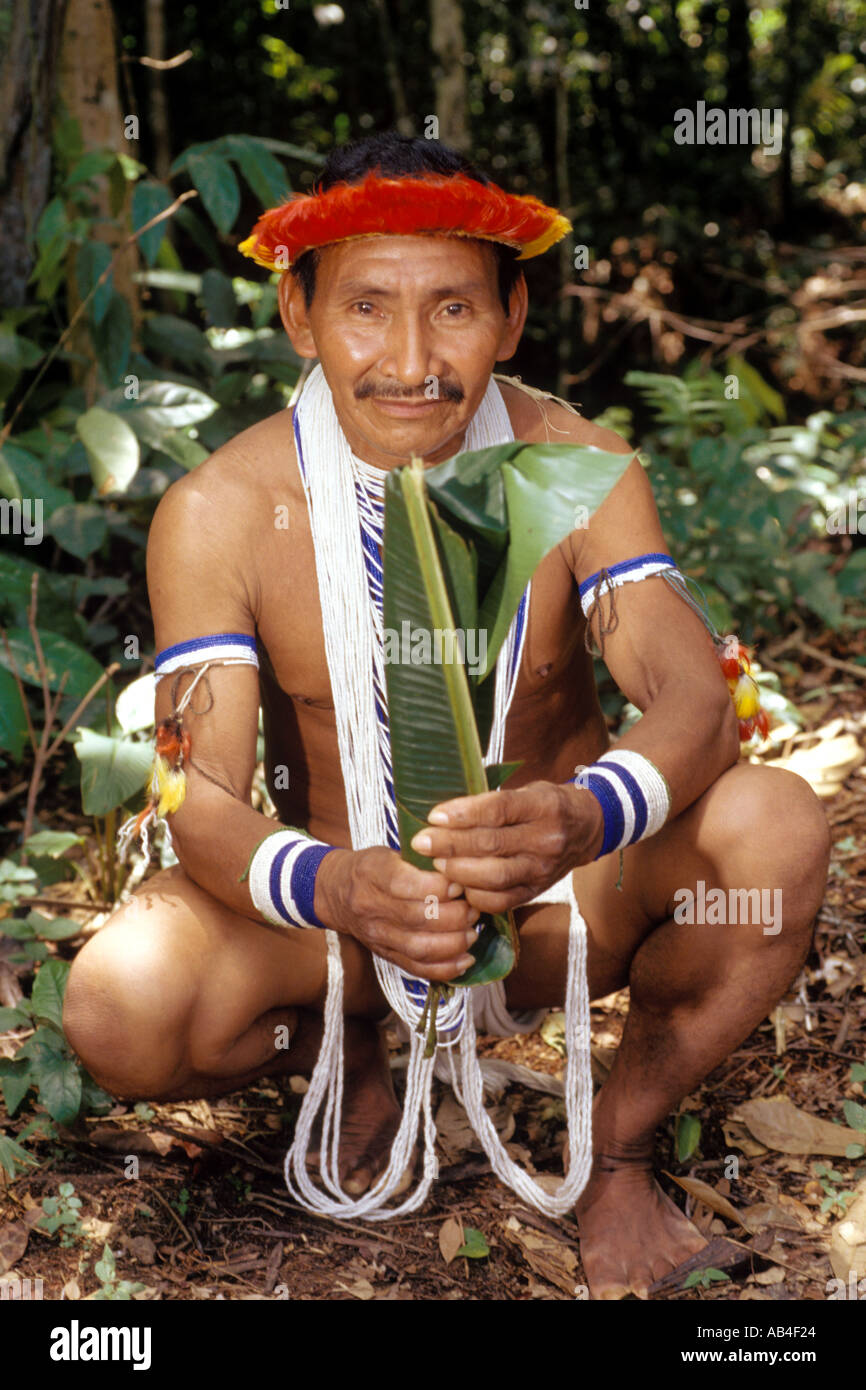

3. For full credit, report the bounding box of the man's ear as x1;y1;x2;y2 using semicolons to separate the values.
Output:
495;272;529;364
278;272;318;359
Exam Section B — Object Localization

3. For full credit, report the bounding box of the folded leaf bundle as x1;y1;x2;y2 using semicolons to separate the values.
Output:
382;439;631;989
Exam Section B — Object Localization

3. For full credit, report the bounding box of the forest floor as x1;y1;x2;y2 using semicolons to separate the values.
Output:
1;639;865;1302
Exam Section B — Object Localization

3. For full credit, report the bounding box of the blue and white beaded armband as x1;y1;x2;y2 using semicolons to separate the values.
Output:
570;750;671;860
243;829;336;930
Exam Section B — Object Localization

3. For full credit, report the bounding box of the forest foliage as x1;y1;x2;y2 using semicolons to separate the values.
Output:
0;0;864;1164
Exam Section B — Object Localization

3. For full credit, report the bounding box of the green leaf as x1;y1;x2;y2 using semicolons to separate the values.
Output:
0;1133;39;1179
156;432;209;471
75;242;114;326
98;379;218;447
131;180;173;266
115;674;156;733
677;1112;701;1162
0;444;21;498
850;1063;866;1084
47;503;109;560
76;406;140;495
0;1005;30;1029
224;135;289;206
187;151;241;233
201;268;237;327
0;627;105;698
456;1226;490;1259
74;727;153;816
65;150;118;189
24;912;81;941
845;1143;865;1159
31;958;70;1031
142;314;211;368
92;292;132;385
0;664;29;759
22;1035;82;1125
0;1058;35;1116
843;1099;866;1133
23;831;85;859
382;441;630;990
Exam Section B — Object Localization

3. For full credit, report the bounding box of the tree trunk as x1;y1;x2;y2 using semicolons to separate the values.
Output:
58;0;139;392
429;0;469;151
371;0;413;137
0;0;70;308
144;0;171;180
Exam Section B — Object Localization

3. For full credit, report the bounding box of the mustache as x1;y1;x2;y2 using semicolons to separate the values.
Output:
355;379;465;403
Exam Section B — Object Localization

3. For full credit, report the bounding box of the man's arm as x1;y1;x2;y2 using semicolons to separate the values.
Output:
147;470;275;920
410;409;739;910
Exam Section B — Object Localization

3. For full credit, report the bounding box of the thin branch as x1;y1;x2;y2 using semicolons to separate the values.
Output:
123;49;193;70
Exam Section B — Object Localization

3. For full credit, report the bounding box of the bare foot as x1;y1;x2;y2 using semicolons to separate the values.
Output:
575;1149;708;1300
292;1012;410;1196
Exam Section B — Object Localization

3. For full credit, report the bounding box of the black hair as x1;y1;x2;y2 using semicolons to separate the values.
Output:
290;132;522;315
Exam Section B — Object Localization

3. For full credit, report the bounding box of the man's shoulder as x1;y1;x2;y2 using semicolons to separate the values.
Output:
496;376;634;457
151;407;299;530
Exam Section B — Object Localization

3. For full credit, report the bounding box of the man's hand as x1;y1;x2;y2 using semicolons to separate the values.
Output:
314;847;482;982
409;781;605;914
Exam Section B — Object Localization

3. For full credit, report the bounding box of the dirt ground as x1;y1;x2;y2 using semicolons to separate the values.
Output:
1;647;865;1302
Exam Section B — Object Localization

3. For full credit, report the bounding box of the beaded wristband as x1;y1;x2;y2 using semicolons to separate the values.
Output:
243;829;335;930
571;749;671;859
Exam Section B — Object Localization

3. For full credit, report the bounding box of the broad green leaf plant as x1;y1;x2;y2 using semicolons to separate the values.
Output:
382;439;630;1046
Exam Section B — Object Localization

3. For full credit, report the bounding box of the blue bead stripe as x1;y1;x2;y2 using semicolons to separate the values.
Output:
156;633;258;667
579;552;676;600
269;839;303;925
291;843;334;928
599;759;648;843
579;773;624;858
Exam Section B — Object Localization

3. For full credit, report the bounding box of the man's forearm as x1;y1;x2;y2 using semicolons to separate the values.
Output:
167;777;310;924
609;679;740;821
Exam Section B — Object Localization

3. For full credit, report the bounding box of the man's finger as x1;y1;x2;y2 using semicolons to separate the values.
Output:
388;864;454;901
428;853;536;892
425;789;517;830
413;823;531;861
464;884;537;914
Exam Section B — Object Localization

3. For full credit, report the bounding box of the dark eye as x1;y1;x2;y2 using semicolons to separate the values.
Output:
445;303;468;316
353;301;375;315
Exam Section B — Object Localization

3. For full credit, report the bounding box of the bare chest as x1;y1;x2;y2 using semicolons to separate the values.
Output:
253;504;586;717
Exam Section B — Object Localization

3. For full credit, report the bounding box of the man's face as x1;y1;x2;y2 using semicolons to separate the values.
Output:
280;234;527;469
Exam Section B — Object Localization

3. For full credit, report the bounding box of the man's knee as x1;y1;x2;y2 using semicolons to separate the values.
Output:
63;912;194;1098
704;764;830;919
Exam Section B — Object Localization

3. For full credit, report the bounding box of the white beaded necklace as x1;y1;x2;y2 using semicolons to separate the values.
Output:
285;364;592;1220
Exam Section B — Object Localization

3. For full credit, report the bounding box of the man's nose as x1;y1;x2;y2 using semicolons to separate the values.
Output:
380;313;442;388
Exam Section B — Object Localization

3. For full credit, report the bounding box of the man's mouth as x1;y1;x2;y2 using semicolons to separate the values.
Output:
368;397;444;416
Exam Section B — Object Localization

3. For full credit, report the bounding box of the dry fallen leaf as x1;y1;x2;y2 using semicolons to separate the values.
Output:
752;1266;786;1286
664;1172;748;1230
765;734;864;798
740;1202;803;1234
81;1217;114;1244
829;1180;866;1285
501;1216;578;1297
335;1277;376;1300
435;1091;514;1163
62;1279;81;1300
0;1221;28;1273
733;1096;866;1156
439;1216;465;1265
722;1120;768;1158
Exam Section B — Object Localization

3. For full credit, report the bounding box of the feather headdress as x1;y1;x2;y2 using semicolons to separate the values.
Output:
237;172;571;270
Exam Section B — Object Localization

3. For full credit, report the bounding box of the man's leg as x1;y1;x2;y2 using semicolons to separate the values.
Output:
506;763;830;1298
63;864;400;1193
